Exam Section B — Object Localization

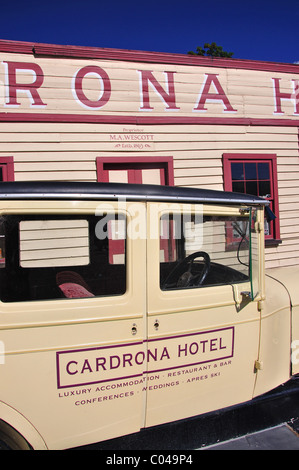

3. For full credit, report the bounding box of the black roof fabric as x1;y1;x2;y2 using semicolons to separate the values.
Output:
0;181;268;205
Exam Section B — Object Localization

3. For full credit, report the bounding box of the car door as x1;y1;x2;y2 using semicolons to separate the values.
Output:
0;199;147;449
145;202;261;428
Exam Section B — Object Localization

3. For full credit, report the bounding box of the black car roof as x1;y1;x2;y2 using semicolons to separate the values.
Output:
0;181;269;206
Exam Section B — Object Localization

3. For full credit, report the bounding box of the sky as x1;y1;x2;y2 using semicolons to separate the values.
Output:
0;0;298;65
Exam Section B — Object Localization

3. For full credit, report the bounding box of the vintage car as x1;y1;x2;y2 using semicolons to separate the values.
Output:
0;181;298;449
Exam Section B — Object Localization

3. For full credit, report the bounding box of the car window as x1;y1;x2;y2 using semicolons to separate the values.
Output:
160;213;250;290
0;213;126;302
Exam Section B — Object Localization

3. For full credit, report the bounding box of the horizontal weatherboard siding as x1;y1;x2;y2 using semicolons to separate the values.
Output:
0;40;298;269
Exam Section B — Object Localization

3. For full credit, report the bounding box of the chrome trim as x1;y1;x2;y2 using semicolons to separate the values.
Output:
0;192;269;205
0;182;270;206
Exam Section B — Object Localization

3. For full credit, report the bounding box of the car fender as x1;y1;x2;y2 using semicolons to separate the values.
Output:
266;266;299;376
0;400;47;450
265;266;299;308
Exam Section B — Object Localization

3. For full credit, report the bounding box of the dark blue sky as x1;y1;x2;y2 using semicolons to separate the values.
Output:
1;0;298;64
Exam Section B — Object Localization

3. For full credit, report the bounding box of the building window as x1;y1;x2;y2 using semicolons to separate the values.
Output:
0;213;126;302
97;156;174;262
223;154;280;243
0;157;14;182
96;156;174;186
0;157;15;264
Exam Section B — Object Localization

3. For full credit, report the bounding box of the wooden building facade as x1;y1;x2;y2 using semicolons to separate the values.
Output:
0;39;298;269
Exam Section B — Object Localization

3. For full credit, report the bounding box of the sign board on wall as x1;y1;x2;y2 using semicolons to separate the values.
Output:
0;43;298;124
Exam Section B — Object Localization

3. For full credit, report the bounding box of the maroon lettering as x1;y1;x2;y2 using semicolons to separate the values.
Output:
3;61;46;107
194;73;237;112
138;70;179;110
66;361;78;375
110;355;121;369
272;78;299;114
177;338;226;357
73;65;111;109
178;343;188;357
160;346;170;360
81;359;92;373
123;353;133;367
135;351;145;365
147;348;158;361
96;357;107;371
189;342;199;355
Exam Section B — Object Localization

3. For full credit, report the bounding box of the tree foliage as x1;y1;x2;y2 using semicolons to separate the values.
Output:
188;42;234;58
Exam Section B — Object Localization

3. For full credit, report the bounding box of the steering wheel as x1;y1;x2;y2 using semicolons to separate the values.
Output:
162;251;211;289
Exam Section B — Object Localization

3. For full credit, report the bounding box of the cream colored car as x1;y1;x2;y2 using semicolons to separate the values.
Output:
0;181;297;450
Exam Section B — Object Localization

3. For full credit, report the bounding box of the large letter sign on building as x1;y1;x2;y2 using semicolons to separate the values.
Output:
72;65;112;110
138;70;180;111
193;73;237;113
2;61;46;108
